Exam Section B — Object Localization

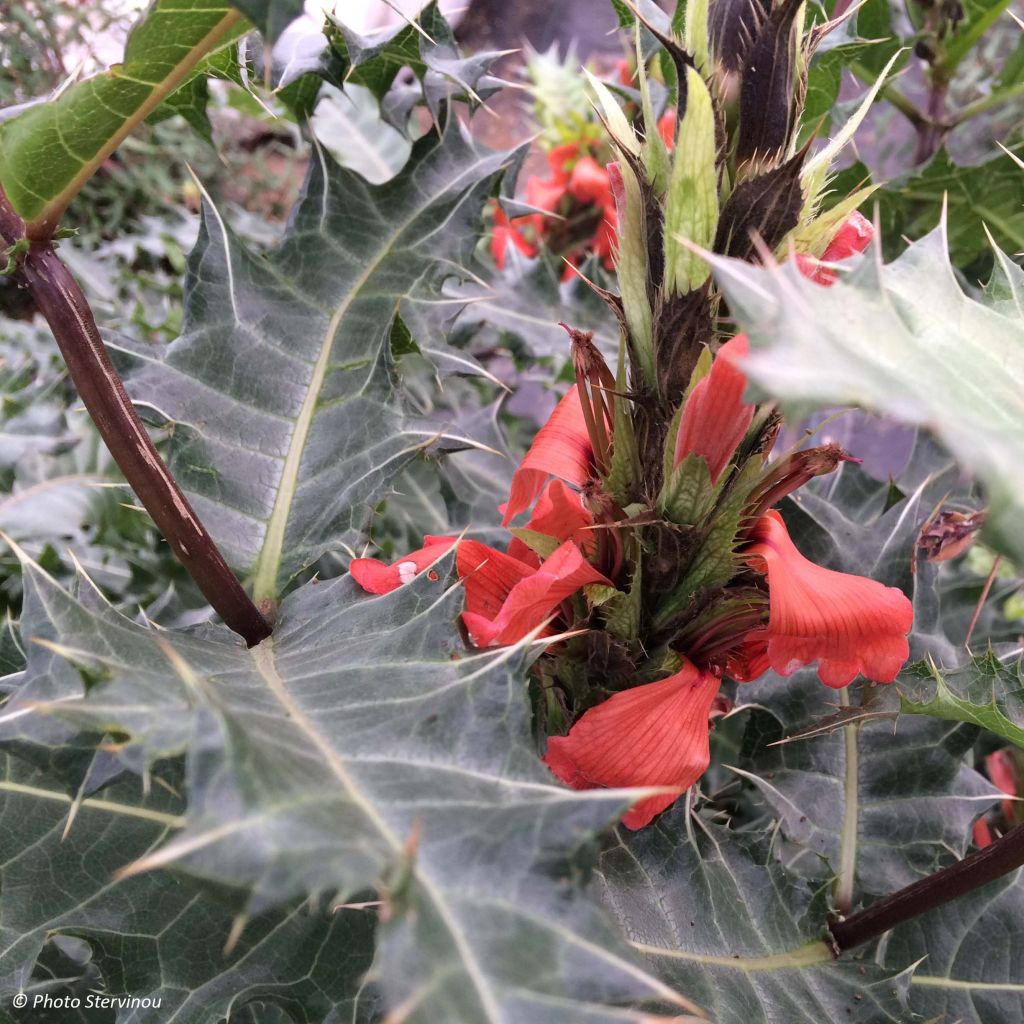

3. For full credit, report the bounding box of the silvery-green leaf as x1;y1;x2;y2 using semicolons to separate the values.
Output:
310;83;412;184
597;819;911;1023
0;752;375;1020
112;117;513;600
1;556;698;1023
709;223;1024;563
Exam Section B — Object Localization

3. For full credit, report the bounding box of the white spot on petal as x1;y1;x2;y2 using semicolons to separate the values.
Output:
397;561;419;585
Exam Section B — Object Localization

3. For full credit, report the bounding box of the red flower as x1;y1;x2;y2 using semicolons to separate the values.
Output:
673;334;755;483
544;658;722;829
974;749;1021;847
736;510;913;687
657;110;676;148
502;385;597;525
568;156;612;206
459;539;610;647
350;535;457;594
490;204;537;270
506;479;595;568
795;210;874;285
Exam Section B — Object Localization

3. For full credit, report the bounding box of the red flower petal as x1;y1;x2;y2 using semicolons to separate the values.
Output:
657;110;676;148
986;749;1020;823
974;817;994;848
501;385;595;525
568;156;612;206
461;539;610;647
526;174;567;215
674;334;755;483
821;211;874;262
544;659;721;829
350;536;457;594
546;142;580;184
456;539;537;619
507;479;595;568
743;511;913;687
490;205;537;270
726;630;771;683
795;212;874;286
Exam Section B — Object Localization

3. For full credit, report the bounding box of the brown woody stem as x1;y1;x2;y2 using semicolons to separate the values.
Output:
829;822;1024;953
1;191;271;646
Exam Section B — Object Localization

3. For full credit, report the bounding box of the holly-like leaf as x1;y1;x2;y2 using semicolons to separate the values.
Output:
710;223;1024;564
732;453;1000;901
0;554;698;1023
839;144;1024;272
0;1;248;234
0;753;376;1020
597;818;911;1023
449;253;620;360
229;0;304;44
879;871;1024;1023
899;650;1024;750
113;118;512;600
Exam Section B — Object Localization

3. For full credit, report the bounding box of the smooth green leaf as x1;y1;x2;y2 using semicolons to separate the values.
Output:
0;1;247;234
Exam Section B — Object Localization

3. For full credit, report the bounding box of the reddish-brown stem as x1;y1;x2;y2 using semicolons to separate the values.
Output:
912;76;949;165
829;823;1024;953
0;192;271;646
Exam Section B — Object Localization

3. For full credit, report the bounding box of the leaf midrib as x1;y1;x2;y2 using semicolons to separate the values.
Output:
250;150;492;600
250;641;505;1023
20;9;244;236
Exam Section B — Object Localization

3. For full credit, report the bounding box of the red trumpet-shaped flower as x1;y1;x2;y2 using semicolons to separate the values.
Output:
544;659;722;829
502;385;597;525
733;510;913;687
673;334;755;483
460;538;610;647
506;479;595;568
349;535;456;594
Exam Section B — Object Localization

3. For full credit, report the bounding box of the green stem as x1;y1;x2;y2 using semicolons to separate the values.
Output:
952;81;1024;126
835;686;859;915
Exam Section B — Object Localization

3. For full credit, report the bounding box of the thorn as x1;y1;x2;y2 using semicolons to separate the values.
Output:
223;913;249;956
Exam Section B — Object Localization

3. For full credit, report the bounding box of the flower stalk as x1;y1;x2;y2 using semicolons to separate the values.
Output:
0;188;271;647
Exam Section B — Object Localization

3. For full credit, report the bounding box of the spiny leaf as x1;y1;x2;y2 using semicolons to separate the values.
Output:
112;117;512;600
598;819;911;1023
0;753;376;1020
899;651;1024;750
0;1;248;235
711;223;1024;565
1;554;698;1023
